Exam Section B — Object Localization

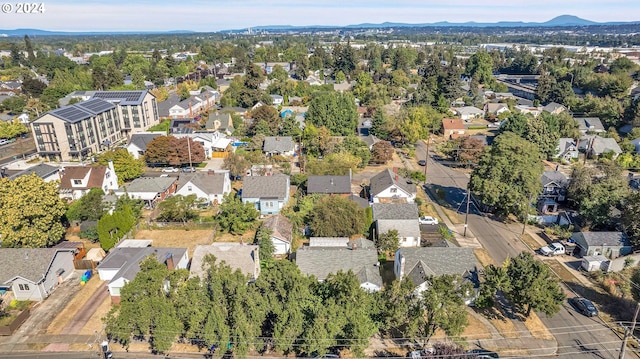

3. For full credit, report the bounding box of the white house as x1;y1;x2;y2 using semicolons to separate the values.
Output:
125;132;164;160
261;215;293;255
58;162;119;200
369;168;417;203
373;203;421;247
454;106;484;121
175;172;231;205
270;94;284;106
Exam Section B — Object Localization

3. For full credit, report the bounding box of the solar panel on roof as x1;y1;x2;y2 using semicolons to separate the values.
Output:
52;106;92;123
92;91;144;104
78;98;115;114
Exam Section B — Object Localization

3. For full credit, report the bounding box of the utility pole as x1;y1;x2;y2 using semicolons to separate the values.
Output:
423;135;430;184
187;136;193;171
522;193;534;236
463;161;472;237
619;302;640;359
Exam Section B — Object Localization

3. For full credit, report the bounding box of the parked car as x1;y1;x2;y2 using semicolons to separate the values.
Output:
569;297;598;317
539;242;565;256
467;349;499;358
417;160;427;166
162;167;179;173
181;167;196;173
487;121;502;128
419;216;439;225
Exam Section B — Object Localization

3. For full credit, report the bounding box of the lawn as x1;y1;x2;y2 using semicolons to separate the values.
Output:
135;229;214;257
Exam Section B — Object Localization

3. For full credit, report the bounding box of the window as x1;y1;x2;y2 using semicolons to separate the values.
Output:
188;186;192;191
390;187;397;193
73;179;82;185
18;284;30;291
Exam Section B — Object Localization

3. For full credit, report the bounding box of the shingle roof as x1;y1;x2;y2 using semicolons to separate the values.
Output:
242;175;289;200
369;169;417;198
398;247;478;286
190;243;258;280
543;102;566;113
263;136;295;154
9;163;59;180
575;117;605;132
119;176;177;193
377;219;421;240
591;136;622;155
176;172;227;195
98;247;187;281
128;133;164;152
573;232;630;247
541;171;568;187
262;215;293;243
442;118;465;130
295;247;382;287
372;203;419;220
0;248;73;284
59;166;107;191
348;194;370;208
307;175;351;194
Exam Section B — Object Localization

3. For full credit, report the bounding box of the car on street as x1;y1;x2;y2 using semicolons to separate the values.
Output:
569;297;599;317
539;242;565;256
417;160;427;166
419;216;439;225
162;167;179;173
181;167;196;172
467;349;499;358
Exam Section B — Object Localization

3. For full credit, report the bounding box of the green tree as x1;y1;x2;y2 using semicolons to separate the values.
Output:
466;51;494;85
268;65;289;82
21;78;47;98
222;151;250;179
255;226;275;260
97;203;137;251
371;141;394;164
376;229;400;255
250;105;280;135
157;194;199;223
621;191;640;247
0;120;29;138
97;149;144;185
65;188;106;221
500;112;559;158
417;274;470;345
217;193;259;234
469;132;544;218
306;92;358;136
374;278;421;338
1;96;27;114
309;195;365;237
0;174;66;247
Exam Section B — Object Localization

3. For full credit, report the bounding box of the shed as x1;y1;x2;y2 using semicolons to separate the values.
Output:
86;248;106;263
581;255;610;272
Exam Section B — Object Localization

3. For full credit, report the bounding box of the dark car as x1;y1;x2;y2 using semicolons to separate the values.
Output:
417;160;427;166
467;349;499;358
569;297;598;317
181;167;196;173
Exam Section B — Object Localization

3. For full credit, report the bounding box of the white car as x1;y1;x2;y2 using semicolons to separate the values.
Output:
419;216;439;225
540;242;565;256
161;167;179;173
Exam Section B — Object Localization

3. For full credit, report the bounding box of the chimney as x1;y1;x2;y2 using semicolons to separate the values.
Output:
393;167;398;181
352;241;357;251
165;253;175;271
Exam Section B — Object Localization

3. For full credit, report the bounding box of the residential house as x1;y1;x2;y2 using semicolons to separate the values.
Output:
372;203;421;247
629;137;640;154
255;62;291;74
369;168;417;203
360;134;380;150
579;135;622;158
514;105;542;117
270;94;284;106
242;175;290;215
484;103;510;118
542;102;567;115
168;91;216;119
175;172;231;205
7;163;60;182
309;237;351;248
454;106;484;121
539;171;569;213
394;247;479;300
358;118;373;136
190;243;260;282
571;232;632;259
295;244;382;292
206;112;234;134
97;247;188;304
0;248;76;301
156;93;181;119
307;175;352;196
174;132;232;158
114;176;178;208
442;118;465;139
1;80;21;91
263;136;295;157
575;117;605;134
555;138;579;162
261;214;293;255
59;162;119;201
125;132;164;160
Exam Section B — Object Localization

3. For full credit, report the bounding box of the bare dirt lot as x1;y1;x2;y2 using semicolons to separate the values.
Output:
135;229;214;256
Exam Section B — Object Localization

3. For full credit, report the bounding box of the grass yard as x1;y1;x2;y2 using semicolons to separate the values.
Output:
523;311;554;340
474;248;496;267
135;229;213;257
46;277;103;334
543;258;577;283
521;233;544;251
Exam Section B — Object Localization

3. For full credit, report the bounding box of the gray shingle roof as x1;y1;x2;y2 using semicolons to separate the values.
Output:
9;163;59;180
543;102;566;113
307;175;351;194
0;248;73;284
575;117;605;132
398;247;478;287
372;203;419;220
573;232;630;247
263;136;295;154
176;172;226;195
541;171;568;187
119;176;177;193
377;219;421;240
370;169;417;198
190;243;259;280
295;247;382;287
242;175;289;200
128;133;164;152
591;136;622;155
98;247;187;281
262;215;293;243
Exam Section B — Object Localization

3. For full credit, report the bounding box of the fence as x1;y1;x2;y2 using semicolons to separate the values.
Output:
0;309;30;336
211;152;229;158
73;259;96;270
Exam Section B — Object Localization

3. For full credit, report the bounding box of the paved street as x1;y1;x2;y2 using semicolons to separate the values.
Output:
415;140;628;359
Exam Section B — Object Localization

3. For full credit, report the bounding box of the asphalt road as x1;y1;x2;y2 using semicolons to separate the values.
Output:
415;140;627;359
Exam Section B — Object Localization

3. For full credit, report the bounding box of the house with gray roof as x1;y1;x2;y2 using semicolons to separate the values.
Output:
394;247;479;300
175;172;231;205
190;243;260;282
372;203;421;247
114;176;178;208
307;175;352;195
571;232;632;259
263;136;295;157
261;214;293;255
206;112;234;134
8;163;60;183
540;171;569;202
0;248;76;301
630;137;640;155
242;175;290;215
97;247;188;304
295;246;383;292
579;135;622;158
369;168;417;203
575;117;605;134
454;106;484;121
125;132;164;159
542;102;567;115
554;138;579;162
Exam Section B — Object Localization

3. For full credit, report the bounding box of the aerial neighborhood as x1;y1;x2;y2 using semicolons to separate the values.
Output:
1;20;640;359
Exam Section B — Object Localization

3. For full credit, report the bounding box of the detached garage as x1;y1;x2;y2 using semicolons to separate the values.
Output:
581;255;610;272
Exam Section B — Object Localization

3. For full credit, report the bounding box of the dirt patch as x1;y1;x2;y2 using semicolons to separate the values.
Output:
78;294;112;335
523;311;554;340
543;258;577;283
521;233;544;251
474;248;497;267
461;308;492;340
47;277;103;334
441;207;463;225
170;342;202;353
135;229;213;257
70;343;93;351
483;307;519;339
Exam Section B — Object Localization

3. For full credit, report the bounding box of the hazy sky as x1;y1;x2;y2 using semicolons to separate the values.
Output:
1;0;639;32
